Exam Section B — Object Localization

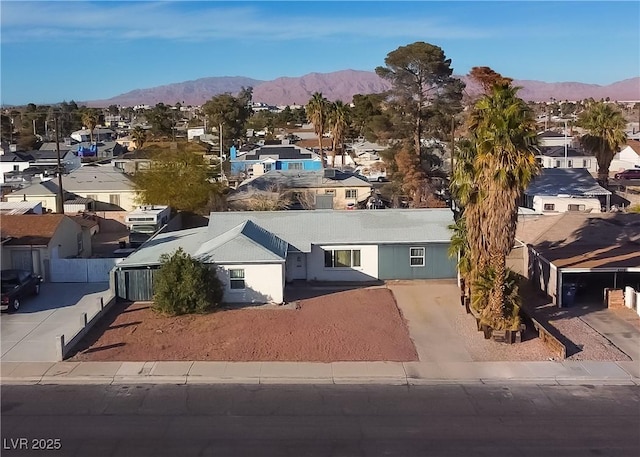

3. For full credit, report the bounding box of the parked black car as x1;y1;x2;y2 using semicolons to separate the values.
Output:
1;269;42;312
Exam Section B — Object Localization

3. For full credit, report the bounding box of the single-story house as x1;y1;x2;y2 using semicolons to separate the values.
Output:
0;152;31;184
230;144;323;177
536;146;598;174
114;209;457;303
0;214;92;281
71;127;116;143
537;130;578;148
610;140;640;174
228;169;373;210
516;212;640;307
523;168;611;212
4;165;138;211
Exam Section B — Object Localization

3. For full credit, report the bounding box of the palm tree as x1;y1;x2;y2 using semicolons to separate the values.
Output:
329;101;350;168
466;83;539;331
306;92;329;167
81;109;99;143
578;101;627;185
131;126;147;150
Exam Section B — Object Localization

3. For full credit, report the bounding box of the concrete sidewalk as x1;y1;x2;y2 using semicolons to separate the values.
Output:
1;360;638;386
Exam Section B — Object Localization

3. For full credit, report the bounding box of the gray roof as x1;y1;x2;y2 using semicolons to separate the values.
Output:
525;168;611;197
62;165;134;192
195;220;288;263
538;147;592;158
230;170;371;200
118;208;454;268
237;145;320;162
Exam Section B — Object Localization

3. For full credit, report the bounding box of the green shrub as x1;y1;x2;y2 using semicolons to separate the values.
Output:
153;248;224;315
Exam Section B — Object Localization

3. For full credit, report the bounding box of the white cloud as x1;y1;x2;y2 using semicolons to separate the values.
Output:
0;1;493;43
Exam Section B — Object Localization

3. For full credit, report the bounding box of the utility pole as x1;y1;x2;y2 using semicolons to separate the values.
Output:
54;114;65;214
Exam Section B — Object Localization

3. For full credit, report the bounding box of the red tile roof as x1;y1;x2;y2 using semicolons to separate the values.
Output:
626;140;640;157
0;214;67;245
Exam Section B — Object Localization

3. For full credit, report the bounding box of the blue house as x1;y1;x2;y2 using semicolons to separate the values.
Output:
230;144;323;177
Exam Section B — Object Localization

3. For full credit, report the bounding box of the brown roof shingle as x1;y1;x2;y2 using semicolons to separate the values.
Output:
0;214;67;245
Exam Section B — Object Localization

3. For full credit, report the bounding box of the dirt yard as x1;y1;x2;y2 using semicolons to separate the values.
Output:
70;288;418;362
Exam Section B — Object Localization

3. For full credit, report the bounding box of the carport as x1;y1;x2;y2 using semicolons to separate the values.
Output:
522;212;640;308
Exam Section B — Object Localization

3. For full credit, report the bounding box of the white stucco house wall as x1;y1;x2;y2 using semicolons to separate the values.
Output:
0;152;31;184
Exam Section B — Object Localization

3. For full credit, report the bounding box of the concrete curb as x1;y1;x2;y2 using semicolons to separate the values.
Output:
1;361;638;386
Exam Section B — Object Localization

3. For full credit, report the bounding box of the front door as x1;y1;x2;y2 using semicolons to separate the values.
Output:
286;253;307;281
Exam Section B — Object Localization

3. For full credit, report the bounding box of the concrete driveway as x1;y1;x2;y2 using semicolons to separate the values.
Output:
388;280;473;362
1;283;111;362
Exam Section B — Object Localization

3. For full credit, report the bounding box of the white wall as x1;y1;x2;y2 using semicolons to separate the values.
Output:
307;244;378;281
73;190;138;211
4;193;59;211
540;156;598;173
533;196;602;213
218;263;285;304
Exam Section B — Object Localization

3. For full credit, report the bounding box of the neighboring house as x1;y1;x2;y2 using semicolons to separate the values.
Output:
227;169;373;210
26;147;82;173
73;141;127;160
523;168;612;212
114;209;457;303
516;212;640;307
537;130;577;148
112;157;152;175
70;127;115;143
0;151;31;184
536;146;598;174
230;144;323;176
0;214;91;281
4;165;138;211
610;140;640;174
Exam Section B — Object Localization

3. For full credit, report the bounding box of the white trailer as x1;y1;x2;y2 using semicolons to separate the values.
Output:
125;205;171;247
532;196;602;214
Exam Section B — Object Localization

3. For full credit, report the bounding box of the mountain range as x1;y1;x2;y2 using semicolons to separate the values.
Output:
86;70;640;107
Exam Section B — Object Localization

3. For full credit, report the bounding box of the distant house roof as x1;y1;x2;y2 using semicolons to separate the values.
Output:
118;208;454;267
0;214;67;245
70;214;100;229
518;212;640;269
525;168;611;197
538;146;591;158
295;138;333;150
239;145;320;161
0;152;30;163
228;169;371;202
25;148;73;161
0;201;42;215
624;139;640;157
537;130;566;138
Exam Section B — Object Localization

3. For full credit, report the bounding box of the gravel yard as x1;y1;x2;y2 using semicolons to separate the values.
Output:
70;288;418;362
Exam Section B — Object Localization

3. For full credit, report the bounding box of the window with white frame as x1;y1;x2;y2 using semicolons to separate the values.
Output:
324;189;336;195
345;189;357;199
324;249;361;268
288;162;303;170
583;159;589;168
229;269;245;289
543;203;555;211
567;160;573;168
568;204;586;212
109;194;120;206
409;247;425;267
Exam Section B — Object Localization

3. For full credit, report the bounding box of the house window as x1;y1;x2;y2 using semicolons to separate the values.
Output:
583;159;588;168
229;269;245;289
410;247;425;267
87;194;97;201
345;189;357;199
288;162;303;170
555;161;561;168
109;194;120;206
567;160;573;168
568;204;586;212
264;163;273;172
324;249;361;268
543;203;555;211
13;165;19;171
324;189;336;195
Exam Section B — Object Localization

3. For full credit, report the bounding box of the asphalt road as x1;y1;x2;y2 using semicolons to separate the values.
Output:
2;384;639;457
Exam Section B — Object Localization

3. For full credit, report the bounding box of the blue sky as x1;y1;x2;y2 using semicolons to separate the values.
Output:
1;1;639;106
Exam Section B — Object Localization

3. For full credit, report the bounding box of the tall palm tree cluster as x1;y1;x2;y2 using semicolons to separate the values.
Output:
450;82;539;331
305;92;350;168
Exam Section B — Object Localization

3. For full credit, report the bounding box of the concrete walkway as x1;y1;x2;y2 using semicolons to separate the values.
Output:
390;281;473;362
1;360;637;386
1;283;111;362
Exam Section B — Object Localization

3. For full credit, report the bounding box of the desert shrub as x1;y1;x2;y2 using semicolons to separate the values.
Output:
153;248;224;315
